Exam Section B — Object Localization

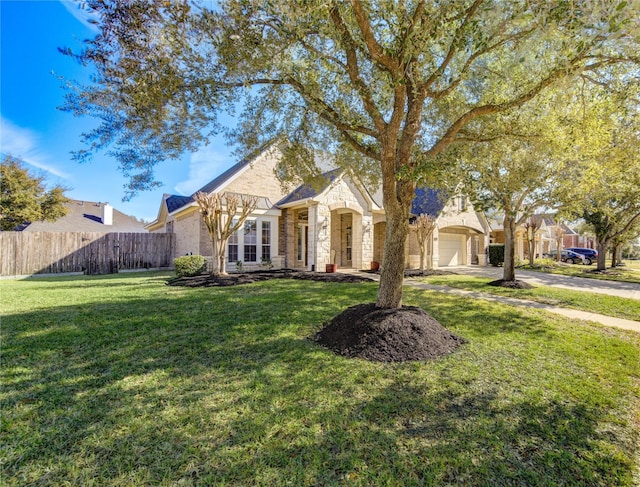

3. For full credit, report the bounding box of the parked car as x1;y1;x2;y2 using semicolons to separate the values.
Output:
543;249;588;265
565;247;597;265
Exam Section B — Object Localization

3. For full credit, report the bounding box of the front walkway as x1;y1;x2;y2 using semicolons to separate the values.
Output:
339;269;640;334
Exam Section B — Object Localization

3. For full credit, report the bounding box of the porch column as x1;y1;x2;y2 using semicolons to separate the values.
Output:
308;204;318;271
362;215;374;269
477;233;489;266
351;212;363;269
432;227;440;269
316;205;331;268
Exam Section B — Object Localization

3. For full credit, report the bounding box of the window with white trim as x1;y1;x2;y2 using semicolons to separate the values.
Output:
261;221;271;259
228;219;239;262
244;220;257;262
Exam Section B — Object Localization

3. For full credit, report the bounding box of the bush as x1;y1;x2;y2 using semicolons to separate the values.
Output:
174;255;207;277
488;244;504;267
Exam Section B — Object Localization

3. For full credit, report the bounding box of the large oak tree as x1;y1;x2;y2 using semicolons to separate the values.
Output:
62;0;639;308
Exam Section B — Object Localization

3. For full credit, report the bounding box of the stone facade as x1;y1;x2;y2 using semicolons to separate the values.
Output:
147;145;490;272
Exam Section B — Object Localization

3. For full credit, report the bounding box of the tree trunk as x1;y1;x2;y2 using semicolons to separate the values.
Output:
503;214;517;281
377;210;409;308
209;234;229;276
611;243;618;268
527;236;535;266
209;235;220;274
596;240;607;270
217;237;228;275
419;245;425;271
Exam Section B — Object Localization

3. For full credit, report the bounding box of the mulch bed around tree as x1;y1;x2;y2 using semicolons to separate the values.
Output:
314;303;466;362
168;269;466;362
166;270;374;287
487;279;534;289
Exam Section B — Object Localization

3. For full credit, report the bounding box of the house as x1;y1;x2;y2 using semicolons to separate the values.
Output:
488;213;596;261
17;200;147;233
146;144;491;271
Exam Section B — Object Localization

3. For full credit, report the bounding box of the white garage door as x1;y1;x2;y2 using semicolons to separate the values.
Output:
439;233;466;266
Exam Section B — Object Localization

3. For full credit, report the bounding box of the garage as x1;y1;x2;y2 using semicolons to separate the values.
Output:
439;233;466;266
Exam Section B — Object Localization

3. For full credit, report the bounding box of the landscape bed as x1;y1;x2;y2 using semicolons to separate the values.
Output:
2;271;639;486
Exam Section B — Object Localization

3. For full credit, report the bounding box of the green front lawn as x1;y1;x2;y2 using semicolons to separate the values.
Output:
2;272;639;486
519;260;640;285
420;275;640;322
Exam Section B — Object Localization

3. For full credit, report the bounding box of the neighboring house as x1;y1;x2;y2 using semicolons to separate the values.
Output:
489;213;596;261
146;144;491;271
17;200;147;233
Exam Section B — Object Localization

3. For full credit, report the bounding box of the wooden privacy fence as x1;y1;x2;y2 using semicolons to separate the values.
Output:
0;232;175;276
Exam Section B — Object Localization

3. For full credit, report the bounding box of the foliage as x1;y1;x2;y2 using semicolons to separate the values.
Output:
555;85;640;270
1;273;639;485
194;191;258;275
488;244;504;267
173;254;207;277
0;155;70;230
60;0;640;308
444;90;574;280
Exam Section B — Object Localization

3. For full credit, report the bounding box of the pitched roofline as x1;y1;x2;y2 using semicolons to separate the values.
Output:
163;140;280;215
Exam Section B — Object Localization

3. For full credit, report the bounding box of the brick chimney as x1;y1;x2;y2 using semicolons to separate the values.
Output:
102;203;113;225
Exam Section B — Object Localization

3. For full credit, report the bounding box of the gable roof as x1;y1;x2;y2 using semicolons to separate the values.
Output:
411;188;448;217
162;141;278;215
18;200;147;233
275;169;342;207
166;195;194;213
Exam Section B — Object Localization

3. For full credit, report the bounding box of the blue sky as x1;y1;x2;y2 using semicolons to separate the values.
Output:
1;0;236;222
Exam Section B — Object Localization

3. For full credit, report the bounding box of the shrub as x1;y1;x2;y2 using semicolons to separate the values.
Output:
174;255;207;277
488;244;504;267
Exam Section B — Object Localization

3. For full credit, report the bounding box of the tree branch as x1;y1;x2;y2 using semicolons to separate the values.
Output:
329;2;386;132
350;0;399;73
420;0;484;95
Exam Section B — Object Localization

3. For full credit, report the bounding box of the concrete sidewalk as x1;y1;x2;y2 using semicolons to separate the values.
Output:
341;269;640;334
405;279;640;334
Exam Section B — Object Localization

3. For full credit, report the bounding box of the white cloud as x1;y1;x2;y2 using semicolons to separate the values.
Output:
59;0;100;33
174;146;233;195
0;117;70;179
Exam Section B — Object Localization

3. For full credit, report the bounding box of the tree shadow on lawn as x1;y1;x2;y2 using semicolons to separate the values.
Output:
2;280;636;485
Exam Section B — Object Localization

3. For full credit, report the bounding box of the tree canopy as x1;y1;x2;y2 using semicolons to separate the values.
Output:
0;155;70;231
554;82;640;270
62;0;640;307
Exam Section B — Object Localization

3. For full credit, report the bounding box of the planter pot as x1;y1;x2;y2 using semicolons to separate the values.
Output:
370;261;380;271
326;264;337;273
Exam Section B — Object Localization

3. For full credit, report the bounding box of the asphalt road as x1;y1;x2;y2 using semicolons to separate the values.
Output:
450;265;640;300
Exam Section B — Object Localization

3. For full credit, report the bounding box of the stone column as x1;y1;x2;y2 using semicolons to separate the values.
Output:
432;227;440;269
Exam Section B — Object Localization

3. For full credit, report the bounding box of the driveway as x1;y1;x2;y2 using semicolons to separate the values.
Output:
449;265;640;300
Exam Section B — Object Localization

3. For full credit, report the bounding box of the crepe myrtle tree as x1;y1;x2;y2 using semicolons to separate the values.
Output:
414;214;437;271
194;191;258;276
551;223;566;262
61;0;640;308
523;215;542;266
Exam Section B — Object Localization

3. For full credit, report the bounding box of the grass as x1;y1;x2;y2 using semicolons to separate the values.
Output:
419;274;640;322
519;259;640;285
2;272;639;486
